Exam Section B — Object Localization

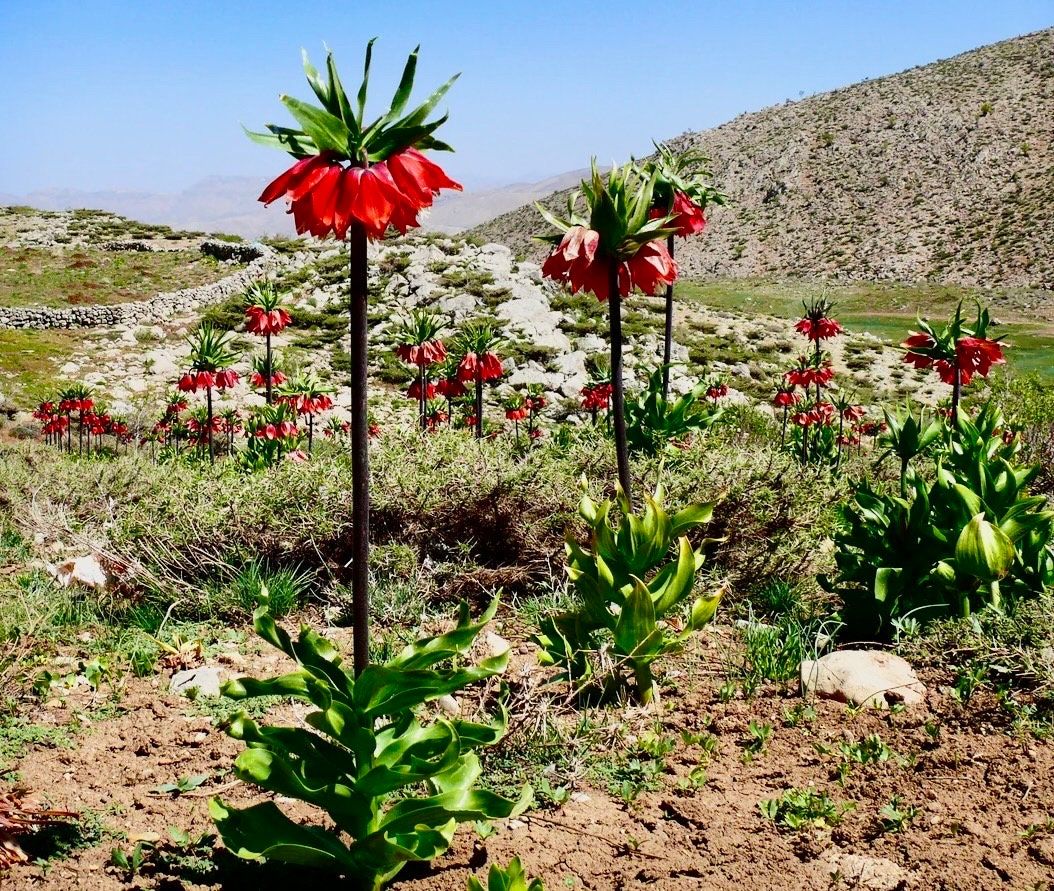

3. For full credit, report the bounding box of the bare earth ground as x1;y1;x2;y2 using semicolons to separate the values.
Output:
5;622;1053;890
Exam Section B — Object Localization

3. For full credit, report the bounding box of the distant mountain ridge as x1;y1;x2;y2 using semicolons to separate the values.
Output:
472;29;1054;290
0;177;294;239
0;167;595;239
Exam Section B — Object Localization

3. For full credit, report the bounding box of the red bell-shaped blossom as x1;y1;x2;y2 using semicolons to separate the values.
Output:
245;306;292;336
956;336;1005;380
214;370;240;391
505;406;529;422
625;241;678;297
436;377;467;399
669;190;706;237
902;332;937;370
541;226;607;298
406;381;438;401
457;351;503;383
650;190;706;238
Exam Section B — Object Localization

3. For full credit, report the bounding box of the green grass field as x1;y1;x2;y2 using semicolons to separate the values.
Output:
0;330;77;402
0;246;234;309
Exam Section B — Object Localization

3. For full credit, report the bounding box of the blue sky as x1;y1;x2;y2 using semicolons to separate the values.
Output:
1;0;1051;193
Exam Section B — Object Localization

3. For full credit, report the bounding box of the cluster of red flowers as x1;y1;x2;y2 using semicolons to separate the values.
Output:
457;350;503;382
177;370;240;393
250;369;288;389
36;391;134;452
396;339;447;368
581;382;613;414
706;382;729;402
903;332;1005;387
254;420;299;441
784;356;835;390
34;401;69;438
245;305;292;336
58;395;93;415
277;393;334;415
793;316;844;342
541;227;678;302
260;147;462;241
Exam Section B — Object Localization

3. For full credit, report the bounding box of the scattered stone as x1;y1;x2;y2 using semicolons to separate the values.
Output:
485;631;511;657
815;851;909;890
170;666;224;698
48;555;112;591
800;650;925;709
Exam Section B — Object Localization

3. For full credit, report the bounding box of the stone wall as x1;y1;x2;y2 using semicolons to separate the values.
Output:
0;242;277;330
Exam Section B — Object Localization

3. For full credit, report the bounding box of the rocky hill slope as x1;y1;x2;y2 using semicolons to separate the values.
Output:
473;29;1054;290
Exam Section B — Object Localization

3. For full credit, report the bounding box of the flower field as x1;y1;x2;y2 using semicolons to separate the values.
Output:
0;37;1053;891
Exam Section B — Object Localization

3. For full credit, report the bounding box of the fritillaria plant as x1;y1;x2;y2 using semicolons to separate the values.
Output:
251;41;462;673
453;320;504;440
244;282;291;404
902;302;1005;421
276;371;335;453
392;309;447;430
538;162;679;506
179;324;240;464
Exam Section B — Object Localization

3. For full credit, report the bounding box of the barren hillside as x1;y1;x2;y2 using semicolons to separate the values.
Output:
473;29;1054;290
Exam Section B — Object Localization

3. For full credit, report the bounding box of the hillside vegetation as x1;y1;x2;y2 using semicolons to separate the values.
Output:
474;29;1054;291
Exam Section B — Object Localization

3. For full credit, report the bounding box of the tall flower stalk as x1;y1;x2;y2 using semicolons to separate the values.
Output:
538;162;678;507
251;42;461;674
640;142;723;401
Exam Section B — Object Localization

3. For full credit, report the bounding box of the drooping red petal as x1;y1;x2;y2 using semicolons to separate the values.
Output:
258;155;327;205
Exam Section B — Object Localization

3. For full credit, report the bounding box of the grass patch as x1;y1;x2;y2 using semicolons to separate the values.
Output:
0;247;238;309
0;329;78;403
